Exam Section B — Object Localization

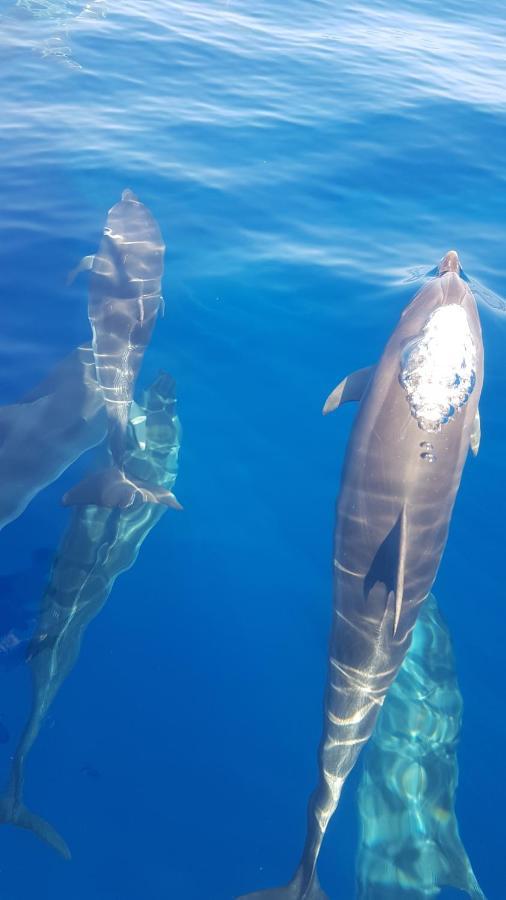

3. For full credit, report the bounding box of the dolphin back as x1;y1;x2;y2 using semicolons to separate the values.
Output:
63;191;172;508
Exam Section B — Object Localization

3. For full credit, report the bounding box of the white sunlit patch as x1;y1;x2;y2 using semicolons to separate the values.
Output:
400;305;476;433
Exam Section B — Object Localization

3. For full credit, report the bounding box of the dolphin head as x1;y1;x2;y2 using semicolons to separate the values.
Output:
438;250;461;276
104;189;165;283
402;249;469;323
398;250;480;433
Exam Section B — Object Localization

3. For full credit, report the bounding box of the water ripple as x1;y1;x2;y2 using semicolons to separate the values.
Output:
1;1;505;292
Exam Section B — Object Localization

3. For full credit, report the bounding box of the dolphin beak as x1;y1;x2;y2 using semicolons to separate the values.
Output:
438;250;461;275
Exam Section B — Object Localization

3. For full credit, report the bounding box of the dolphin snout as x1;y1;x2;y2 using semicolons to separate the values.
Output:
438;250;461;275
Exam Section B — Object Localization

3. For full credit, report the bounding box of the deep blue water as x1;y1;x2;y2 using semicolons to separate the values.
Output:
0;1;505;898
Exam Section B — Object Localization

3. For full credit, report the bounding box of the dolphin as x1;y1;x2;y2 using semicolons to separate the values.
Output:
356;593;484;899
0;372;181;858
63;189;181;511
0;344;106;530
237;251;484;900
15;0;106;69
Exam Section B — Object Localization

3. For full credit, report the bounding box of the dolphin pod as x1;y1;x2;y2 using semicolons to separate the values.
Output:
0;371;181;857
237;250;484;899
356;593;484;900
63;189;181;511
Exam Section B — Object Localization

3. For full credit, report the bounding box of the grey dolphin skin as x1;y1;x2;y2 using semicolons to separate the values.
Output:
356;593;484;899
237;251;484;900
0;372;181;857
63;189;181;510
0;344;106;530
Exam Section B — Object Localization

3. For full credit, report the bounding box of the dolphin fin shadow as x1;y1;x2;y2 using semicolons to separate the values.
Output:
0;795;70;859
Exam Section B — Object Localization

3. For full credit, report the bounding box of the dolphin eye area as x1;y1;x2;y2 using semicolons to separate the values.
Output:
400;304;476;433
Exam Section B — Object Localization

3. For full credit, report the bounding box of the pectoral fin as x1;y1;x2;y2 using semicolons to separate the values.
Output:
322;366;374;415
470;410;480;457
67;254;95;286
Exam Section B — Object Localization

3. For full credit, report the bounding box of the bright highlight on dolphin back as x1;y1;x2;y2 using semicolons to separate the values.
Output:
237;251;484;899
63;190;181;510
400;304;477;432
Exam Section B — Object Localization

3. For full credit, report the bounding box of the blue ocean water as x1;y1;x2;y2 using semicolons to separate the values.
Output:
0;1;505;898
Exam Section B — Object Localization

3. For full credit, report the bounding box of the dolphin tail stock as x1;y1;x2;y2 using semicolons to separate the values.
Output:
0;794;71;859
62;467;182;509
237;870;328;900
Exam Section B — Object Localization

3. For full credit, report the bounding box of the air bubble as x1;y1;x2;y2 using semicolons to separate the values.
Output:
421;452;437;463
400;304;476;432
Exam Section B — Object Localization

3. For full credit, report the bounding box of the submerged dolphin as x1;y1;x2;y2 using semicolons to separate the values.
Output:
15;0;106;69
238;251;483;900
63;189;181;510
356;593;484;899
0;344;106;530
0;372;181;857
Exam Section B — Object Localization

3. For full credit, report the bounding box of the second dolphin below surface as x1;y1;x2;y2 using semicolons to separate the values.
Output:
0;344;106;531
356;593;484;900
64;189;181;511
238;251;484;900
0;372;181;858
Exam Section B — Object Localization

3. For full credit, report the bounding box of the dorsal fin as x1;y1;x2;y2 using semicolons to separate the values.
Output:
393;503;408;636
322;366;374;415
364;504;408;636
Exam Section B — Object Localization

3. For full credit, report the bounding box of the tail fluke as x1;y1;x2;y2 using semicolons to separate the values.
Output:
0;795;71;859
237;871;328;900
62;467;182;510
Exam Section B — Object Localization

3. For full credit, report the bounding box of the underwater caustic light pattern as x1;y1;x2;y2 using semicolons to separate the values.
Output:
356;594;484;900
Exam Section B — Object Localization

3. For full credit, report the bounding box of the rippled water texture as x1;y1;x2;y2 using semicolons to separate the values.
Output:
0;2;505;898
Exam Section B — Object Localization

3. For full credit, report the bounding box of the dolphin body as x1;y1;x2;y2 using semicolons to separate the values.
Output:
238;251;483;900
0;344;106;530
0;371;181;857
15;1;107;70
356;593;484;899
63;189;181;511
